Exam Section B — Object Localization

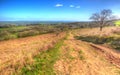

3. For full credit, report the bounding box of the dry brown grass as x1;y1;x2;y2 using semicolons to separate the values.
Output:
1;26;120;75
54;29;120;75
54;40;120;75
74;26;120;37
0;32;66;75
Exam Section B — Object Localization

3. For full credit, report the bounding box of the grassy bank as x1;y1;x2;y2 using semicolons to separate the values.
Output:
75;36;120;50
17;37;65;75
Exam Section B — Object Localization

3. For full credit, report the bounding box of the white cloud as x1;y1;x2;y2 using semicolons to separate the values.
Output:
55;4;63;7
70;5;74;7
76;6;80;8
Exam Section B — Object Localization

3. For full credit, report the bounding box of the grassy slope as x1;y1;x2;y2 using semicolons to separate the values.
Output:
1;27;120;75
54;30;120;75
74;26;120;50
18;28;120;75
20;38;65;75
17;32;69;75
0;32;66;75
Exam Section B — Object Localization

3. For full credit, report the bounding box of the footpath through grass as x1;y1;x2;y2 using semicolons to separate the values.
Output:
18;37;66;75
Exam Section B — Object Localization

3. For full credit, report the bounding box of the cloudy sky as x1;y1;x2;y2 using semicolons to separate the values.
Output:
0;0;120;21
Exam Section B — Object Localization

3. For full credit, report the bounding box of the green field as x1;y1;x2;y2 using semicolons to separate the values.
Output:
115;20;120;26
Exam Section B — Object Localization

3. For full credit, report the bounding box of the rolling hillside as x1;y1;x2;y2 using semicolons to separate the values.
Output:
54;28;120;75
0;27;120;75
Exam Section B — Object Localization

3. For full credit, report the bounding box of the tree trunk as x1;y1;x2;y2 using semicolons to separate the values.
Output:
100;26;103;31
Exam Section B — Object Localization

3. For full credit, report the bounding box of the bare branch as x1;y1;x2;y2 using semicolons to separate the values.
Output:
89;9;115;31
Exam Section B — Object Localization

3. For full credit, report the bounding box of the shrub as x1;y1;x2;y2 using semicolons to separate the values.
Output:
110;39;120;50
0;30;16;41
75;36;114;44
17;28;32;32
7;29;18;33
30;25;59;34
75;36;120;50
18;30;39;38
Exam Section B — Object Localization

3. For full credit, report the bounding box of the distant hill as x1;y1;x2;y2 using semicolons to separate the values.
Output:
0;21;73;26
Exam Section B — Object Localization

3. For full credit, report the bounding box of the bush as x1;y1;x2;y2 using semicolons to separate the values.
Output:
75;36;114;44
30;25;58;34
18;30;39;38
0;24;16;28
75;36;120;50
111;39;120;50
0;31;16;41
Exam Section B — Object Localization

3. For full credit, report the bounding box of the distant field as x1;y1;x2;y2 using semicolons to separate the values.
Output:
0;26;27;30
0;25;65;41
115;20;120;26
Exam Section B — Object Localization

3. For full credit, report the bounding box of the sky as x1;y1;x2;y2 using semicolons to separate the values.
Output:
0;0;120;21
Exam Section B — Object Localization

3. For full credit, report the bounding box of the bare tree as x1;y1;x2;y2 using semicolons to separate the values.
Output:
90;9;114;31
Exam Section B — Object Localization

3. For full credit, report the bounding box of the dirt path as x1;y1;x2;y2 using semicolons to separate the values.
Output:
54;31;120;75
90;43;120;68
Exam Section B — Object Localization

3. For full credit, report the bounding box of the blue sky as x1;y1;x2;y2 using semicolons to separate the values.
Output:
0;0;120;21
